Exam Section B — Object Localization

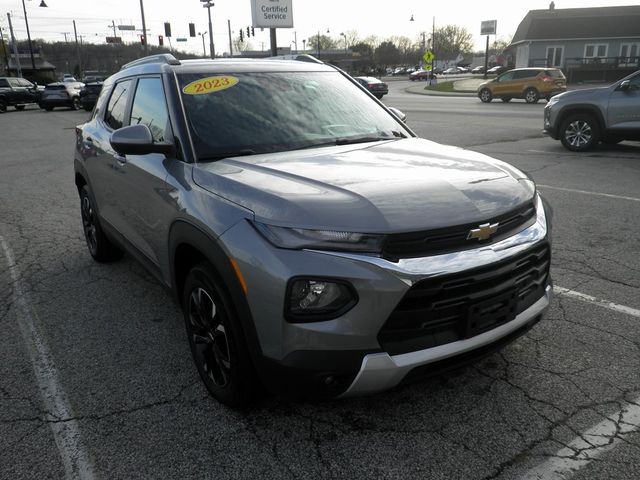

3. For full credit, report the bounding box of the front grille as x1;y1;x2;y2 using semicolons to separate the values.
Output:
378;243;550;356
382;201;536;260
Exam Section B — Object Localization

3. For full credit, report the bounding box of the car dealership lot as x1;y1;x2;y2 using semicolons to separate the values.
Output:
1;91;639;479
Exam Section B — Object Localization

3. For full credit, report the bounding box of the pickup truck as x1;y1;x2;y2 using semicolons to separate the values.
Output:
0;77;42;113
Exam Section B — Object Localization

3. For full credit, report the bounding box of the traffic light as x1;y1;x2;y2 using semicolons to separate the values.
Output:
140;34;146;45
239;29;244;42
158;35;164;46
251;26;255;36
164;22;171;37
246;27;250;38
189;23;196;37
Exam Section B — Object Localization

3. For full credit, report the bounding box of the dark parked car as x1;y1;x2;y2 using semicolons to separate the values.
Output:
409;70;437;81
353;76;389;99
39;82;84;111
544;70;640;151
75;54;552;407
471;66;486;74
0;77;41;113
487;65;507;75
79;82;103;111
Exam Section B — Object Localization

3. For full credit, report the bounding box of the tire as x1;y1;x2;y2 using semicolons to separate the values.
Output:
42;104;54;111
479;88;492;103
0;99;7;113
71;97;81;110
83;105;93;112
524;88;539;104
559;114;600;152
501;97;511;103
183;262;258;407
15;105;25;111
79;185;123;262
374;93;384;99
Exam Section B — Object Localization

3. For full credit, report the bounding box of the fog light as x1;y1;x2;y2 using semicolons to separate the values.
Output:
286;278;357;322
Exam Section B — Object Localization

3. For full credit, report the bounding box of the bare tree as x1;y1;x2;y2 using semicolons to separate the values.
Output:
233;38;253;53
434;25;474;56
307;34;337;52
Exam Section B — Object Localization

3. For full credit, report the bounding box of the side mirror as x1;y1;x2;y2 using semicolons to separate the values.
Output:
388;107;407;123
618;80;631;91
110;124;174;156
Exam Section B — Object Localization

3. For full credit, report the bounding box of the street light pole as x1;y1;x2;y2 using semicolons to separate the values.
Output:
201;1;215;59
6;14;22;77
199;31;207;57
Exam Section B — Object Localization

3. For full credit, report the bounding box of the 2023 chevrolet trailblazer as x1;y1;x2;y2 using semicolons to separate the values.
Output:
74;54;553;407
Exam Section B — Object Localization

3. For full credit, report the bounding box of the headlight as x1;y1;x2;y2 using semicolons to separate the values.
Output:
286;278;358;322
252;221;385;254
547;95;560;106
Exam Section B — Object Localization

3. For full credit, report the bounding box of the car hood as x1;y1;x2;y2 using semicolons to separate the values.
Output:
192;138;535;233
552;86;611;102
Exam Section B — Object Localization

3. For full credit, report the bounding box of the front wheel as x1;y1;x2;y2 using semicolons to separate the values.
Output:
183;262;258;407
71;97;81;110
559;114;600;152
479;88;492;103
524;88;540;104
0;99;7;113
79;185;123;262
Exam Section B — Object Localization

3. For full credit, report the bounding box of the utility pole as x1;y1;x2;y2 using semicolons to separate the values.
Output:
73;20;82;78
110;20;117;39
432;16;436;73
293;31;297;53
227;19;233;57
7;13;22;78
139;0;148;54
61;32;70;43
21;0;36;71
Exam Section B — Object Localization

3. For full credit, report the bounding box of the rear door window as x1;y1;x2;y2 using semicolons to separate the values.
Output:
104;79;133;130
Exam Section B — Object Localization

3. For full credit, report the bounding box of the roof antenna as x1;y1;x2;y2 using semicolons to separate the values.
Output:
549;1;555;10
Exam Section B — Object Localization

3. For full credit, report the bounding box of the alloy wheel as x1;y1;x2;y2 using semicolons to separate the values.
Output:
81;195;98;255
564;120;592;148
188;287;232;388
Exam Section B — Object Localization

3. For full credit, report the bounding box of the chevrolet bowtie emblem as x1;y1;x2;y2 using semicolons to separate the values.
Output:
467;222;499;241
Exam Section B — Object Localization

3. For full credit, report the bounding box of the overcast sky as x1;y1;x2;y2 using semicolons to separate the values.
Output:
0;0;637;55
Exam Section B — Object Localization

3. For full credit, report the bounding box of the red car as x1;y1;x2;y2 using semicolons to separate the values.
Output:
353;76;389;99
409;70;437;81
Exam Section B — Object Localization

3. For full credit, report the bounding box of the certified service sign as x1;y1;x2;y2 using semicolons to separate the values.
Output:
251;0;294;28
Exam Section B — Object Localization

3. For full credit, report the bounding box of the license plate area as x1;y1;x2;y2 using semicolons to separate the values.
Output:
465;289;518;338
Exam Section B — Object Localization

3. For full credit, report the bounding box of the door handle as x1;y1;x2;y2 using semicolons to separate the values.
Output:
114;153;127;165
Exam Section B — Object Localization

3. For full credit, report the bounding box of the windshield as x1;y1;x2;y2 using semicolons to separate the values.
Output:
178;71;409;161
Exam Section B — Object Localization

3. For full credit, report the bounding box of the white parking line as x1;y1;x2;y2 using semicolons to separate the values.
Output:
0;235;96;480
554;286;640;318
538;185;640;203
521;395;640;480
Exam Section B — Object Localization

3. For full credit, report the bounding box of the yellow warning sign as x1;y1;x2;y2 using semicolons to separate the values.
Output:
423;50;435;64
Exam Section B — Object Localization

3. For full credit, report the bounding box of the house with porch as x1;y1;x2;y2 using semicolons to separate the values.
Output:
506;4;640;83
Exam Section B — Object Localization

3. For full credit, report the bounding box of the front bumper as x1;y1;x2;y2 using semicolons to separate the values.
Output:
341;284;551;397
221;195;552;398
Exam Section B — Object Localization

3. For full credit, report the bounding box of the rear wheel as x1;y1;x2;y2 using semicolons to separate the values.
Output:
0;99;7;113
183;262;258;407
559;114;600;152
524;88;540;104
479;88;492;103
79;185;123;262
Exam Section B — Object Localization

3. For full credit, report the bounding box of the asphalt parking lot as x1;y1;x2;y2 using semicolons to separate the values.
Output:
1;92;639;480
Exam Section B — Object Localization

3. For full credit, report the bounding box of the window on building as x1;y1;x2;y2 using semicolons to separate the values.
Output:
546;46;563;68
584;44;608;59
620;43;639;67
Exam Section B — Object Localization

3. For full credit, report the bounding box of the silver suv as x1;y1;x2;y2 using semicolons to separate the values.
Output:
544;70;640;151
74;54;553;406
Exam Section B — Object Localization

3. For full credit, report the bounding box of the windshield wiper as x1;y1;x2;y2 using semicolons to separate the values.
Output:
335;134;404;146
198;149;257;162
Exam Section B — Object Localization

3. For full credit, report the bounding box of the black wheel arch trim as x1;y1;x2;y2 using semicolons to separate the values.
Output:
555;104;606;138
168;220;265;370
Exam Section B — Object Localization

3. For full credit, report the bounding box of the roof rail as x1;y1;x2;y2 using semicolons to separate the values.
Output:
120;53;181;71
267;54;324;64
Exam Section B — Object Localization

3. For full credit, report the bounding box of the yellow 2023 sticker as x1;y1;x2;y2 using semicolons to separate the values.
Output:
182;76;238;95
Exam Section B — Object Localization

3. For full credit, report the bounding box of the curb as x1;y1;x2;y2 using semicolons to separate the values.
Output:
405;84;476;97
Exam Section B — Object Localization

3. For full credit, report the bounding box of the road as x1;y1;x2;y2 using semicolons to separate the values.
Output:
1;85;639;480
